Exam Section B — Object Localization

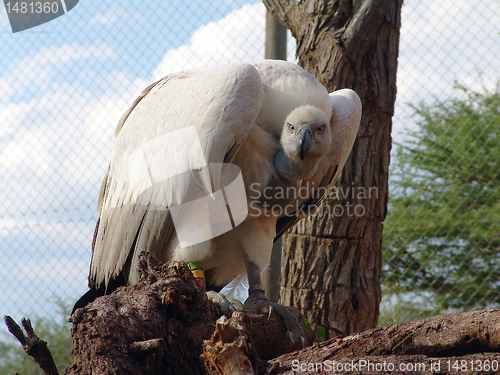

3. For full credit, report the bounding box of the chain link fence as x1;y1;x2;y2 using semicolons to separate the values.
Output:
382;0;500;324
1;0;499;343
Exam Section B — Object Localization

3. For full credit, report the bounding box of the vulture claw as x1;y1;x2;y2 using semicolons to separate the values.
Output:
300;335;307;349
206;291;242;317
270;302;307;348
243;289;270;314
244;291;307;348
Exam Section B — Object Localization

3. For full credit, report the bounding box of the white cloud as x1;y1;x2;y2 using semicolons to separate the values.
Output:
0;77;14;104
0;80;133;319
1;44;116;103
394;0;500;139
154;3;296;79
65;74;148;187
0;44;144;220
0;217;94;253
154;3;265;78
0;5;9;29
0;217;95;317
24;44;115;66
21;258;89;282
0;100;28;137
89;7;144;25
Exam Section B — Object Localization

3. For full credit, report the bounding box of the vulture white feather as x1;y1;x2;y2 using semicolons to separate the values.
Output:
82;60;361;342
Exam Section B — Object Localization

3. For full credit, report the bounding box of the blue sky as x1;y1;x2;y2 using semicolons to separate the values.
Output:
1;0;499;325
0;0;265;322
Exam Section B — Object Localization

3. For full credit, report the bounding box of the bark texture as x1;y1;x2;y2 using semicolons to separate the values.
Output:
65;253;220;375
268;309;500;374
263;0;403;339
61;253;309;374
8;256;500;374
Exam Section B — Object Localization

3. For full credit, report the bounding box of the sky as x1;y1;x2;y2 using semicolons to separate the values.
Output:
0;0;499;325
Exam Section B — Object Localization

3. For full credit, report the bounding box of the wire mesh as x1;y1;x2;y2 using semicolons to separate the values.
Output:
0;0;499;352
382;0;500;324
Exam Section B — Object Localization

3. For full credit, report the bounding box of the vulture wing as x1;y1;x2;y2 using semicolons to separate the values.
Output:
90;63;264;288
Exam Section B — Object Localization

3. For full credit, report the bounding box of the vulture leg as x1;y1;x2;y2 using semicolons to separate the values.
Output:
243;254;270;313
243;254;307;348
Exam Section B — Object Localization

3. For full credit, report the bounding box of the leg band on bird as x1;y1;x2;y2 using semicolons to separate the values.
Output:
187;261;206;288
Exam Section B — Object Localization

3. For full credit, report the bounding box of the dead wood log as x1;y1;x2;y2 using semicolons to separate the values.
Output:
267;309;500;374
7;251;500;374
64;252;305;374
64;252;220;374
202;314;259;375
201;311;315;375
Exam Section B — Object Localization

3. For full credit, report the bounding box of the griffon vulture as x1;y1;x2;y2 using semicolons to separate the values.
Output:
75;60;361;345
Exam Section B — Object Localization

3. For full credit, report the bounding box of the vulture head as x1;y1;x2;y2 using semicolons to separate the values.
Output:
275;105;331;180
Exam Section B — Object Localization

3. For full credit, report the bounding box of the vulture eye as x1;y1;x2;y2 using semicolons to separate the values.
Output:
317;125;326;134
287;123;295;132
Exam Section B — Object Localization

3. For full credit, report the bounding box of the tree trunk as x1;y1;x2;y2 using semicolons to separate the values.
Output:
263;0;402;339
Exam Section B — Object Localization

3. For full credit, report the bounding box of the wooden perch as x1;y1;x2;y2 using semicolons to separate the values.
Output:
6;251;500;375
202;315;258;375
64;252;306;374
61;253;500;375
4;315;59;375
267;309;500;374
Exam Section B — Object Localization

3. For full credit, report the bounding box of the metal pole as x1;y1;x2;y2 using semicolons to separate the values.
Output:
262;10;286;303
264;10;287;60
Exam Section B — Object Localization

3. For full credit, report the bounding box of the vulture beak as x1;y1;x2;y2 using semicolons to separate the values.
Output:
298;124;313;160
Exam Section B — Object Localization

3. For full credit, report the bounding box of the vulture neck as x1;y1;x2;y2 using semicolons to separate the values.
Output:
274;150;319;181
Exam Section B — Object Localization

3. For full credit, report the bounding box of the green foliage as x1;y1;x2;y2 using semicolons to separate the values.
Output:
378;293;436;325
0;301;72;375
383;84;500;319
303;319;326;342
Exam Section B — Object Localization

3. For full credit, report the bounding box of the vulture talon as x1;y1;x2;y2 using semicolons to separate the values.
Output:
243;289;307;347
206;291;241;317
300;335;307;349
243;289;270;314
270;302;307;348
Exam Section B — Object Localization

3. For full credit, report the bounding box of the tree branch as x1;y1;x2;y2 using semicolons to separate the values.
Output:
262;0;300;31
4;315;59;375
341;0;395;62
326;309;500;357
